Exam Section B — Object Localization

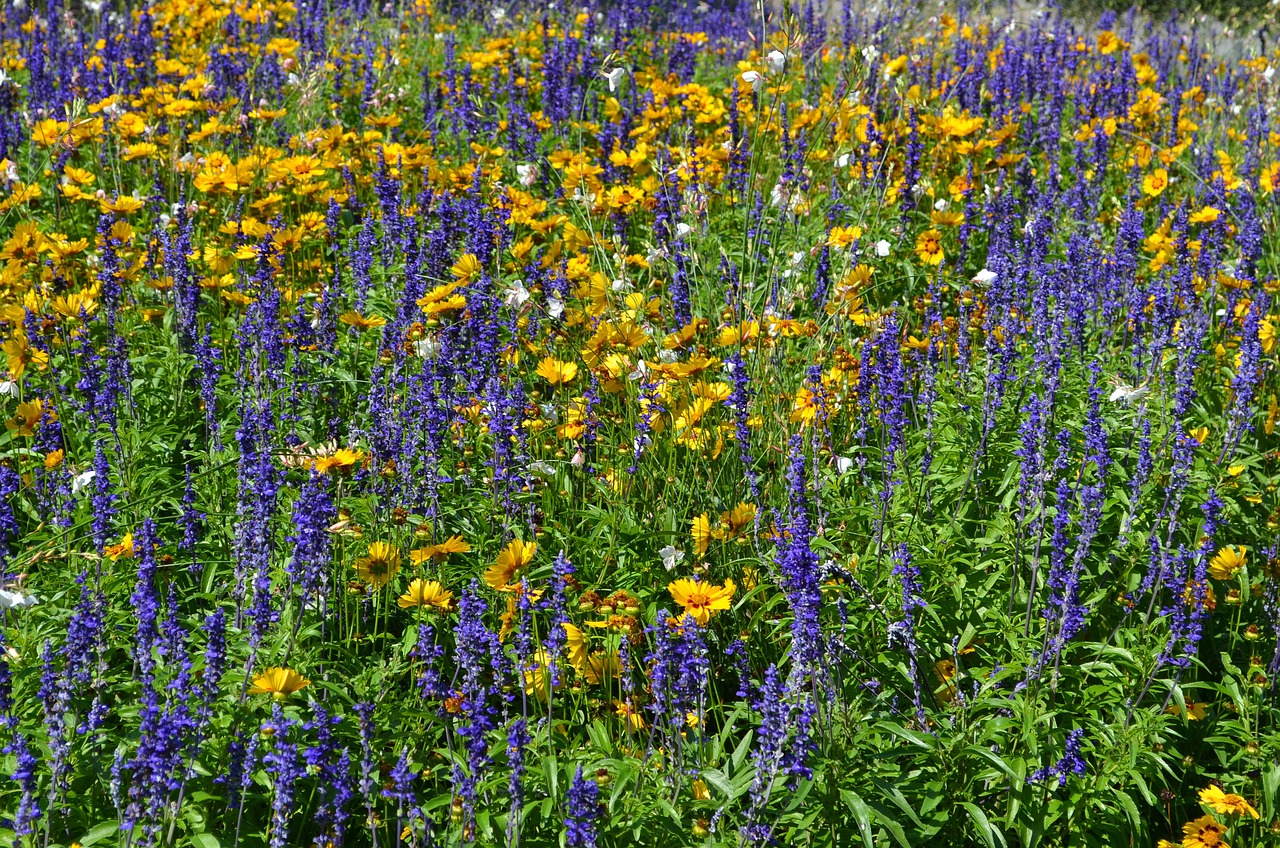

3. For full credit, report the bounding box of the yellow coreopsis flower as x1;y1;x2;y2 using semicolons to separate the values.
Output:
1097;30;1123;54
3;335;48;378
1165;699;1207;720
100;195;145;214
248;667;311;700
1198;785;1258;819
691;513;712;555
720;502;757;537
354;541;402;588
485;539;536;590
339;311;386;331
521;648;553;699
1181;815;1229;848
1189;206;1221;224
1260;162;1279;194
409;534;472;564
312;448;365;474
1142;168;1169;197
1259;319;1275;354
451;253;481;283
580;651;621;685
536;356;579;385
562;621;588;673
104;532;136;561
6;399;50;438
398;578;454;612
914;229;945;265
826;225;863;249
1208;546;1245;581
614;699;646;730
668;577;735;626
790;386;819;424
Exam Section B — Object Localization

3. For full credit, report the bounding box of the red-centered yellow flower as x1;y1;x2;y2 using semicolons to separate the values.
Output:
485;539;536;590
1208;545;1245;581
1142;168;1169;197
248;667;310;700
1165;700;1207;720
790;386;818;424
1181;815;1229;848
410;535;471;564
354;542;402;588
915;228;944;265
398;578;454;612
1198;785;1259;819
826;225;863;249
535;356;579;385
104;532;136;561
668;577;735;626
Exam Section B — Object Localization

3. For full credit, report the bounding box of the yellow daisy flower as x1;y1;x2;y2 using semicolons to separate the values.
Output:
668;577;735;626
248;667;310;700
354;542;402;588
485;539;536;591
398;579;454;612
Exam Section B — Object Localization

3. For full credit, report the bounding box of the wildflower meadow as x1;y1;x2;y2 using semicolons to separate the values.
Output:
0;0;1279;845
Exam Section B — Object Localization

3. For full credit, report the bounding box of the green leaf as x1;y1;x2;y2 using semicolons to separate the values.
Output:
840;790;876;848
960;802;1005;848
1127;770;1157;806
875;720;936;751
702;768;737;800
1113;790;1141;835
964;746;1018;784
869;777;925;829
79;821;121;847
730;728;755;770
862;797;914;848
1263;763;1280;818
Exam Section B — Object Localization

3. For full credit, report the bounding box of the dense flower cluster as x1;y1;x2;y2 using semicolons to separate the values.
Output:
0;0;1276;845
